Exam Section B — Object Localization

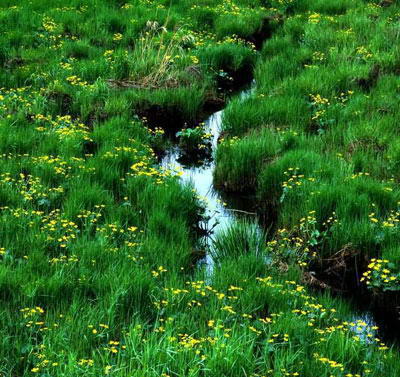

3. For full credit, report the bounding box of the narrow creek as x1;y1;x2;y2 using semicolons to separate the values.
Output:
161;86;256;269
161;108;234;239
159;84;392;344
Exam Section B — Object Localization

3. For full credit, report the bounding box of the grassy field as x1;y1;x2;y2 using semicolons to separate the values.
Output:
215;0;400;292
1;0;400;376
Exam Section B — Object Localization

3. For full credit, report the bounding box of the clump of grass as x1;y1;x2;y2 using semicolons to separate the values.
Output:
211;219;266;263
214;127;281;192
127;21;186;87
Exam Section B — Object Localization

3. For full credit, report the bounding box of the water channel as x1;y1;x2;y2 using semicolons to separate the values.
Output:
158;83;388;343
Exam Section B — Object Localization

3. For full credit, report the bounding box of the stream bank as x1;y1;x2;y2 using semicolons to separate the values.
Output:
156;73;400;347
136;10;400;347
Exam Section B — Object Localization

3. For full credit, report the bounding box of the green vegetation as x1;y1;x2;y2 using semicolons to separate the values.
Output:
216;0;400;291
1;0;400;376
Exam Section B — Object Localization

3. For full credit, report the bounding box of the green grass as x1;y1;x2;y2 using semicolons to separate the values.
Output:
215;0;400;288
1;0;400;376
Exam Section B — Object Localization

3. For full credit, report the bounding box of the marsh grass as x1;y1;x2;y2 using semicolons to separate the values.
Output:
216;0;400;273
1;0;400;375
214;127;281;192
211;219;266;263
110;22;190;88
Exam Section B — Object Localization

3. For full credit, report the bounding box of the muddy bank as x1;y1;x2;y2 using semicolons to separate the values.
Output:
132;15;283;145
309;252;400;343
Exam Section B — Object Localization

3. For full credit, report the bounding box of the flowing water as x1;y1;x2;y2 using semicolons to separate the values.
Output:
161;110;234;269
160;84;383;339
161;109;233;234
161;87;256;266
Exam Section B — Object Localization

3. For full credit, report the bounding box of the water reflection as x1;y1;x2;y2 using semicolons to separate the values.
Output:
161;87;256;272
161;110;236;240
161;83;384;337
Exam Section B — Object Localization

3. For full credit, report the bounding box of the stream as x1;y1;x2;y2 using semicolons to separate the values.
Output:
161;87;255;267
159;84;386;343
161;109;233;237
161;109;234;270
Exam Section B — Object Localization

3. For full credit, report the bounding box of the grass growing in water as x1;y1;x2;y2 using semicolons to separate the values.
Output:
1;0;400;375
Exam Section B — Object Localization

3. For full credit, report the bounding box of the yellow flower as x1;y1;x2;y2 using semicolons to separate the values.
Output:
105;365;112;374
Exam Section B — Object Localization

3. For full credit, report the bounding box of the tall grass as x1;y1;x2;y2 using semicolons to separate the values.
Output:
1;0;400;375
211;219;266;263
215;0;400;276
